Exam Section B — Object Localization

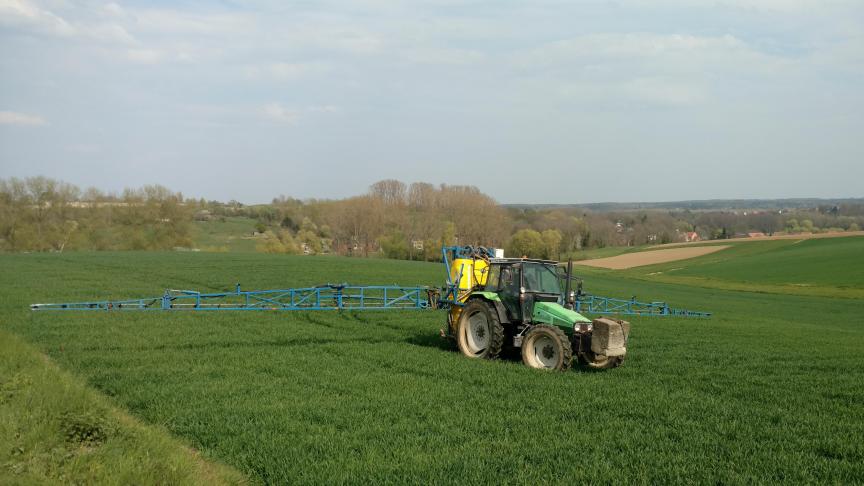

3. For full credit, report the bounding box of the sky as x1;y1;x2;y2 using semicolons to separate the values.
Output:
1;0;862;204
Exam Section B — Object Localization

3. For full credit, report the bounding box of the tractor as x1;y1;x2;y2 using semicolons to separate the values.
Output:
441;246;630;371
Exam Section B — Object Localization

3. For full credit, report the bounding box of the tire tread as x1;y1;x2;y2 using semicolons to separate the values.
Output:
456;298;504;359
522;324;573;371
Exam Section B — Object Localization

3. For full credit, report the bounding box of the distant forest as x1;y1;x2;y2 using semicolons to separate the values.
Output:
508;197;864;212
1;176;862;259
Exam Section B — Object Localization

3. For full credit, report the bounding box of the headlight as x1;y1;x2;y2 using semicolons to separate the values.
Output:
575;322;592;333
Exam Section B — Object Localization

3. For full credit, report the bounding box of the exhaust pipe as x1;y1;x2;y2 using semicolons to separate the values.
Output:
564;258;573;309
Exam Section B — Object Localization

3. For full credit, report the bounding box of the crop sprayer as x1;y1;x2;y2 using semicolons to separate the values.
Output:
31;246;710;371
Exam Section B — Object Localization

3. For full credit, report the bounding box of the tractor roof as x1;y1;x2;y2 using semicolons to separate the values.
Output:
489;258;559;265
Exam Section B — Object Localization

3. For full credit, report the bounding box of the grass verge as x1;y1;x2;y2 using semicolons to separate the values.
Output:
0;329;248;485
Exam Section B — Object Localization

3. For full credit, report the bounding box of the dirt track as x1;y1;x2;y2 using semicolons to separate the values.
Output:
575;246;730;270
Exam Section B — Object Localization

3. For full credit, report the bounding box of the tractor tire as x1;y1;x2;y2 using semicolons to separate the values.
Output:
456;299;504;360
521;325;573;371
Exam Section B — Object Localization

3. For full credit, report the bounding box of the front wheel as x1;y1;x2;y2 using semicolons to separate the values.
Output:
456;299;504;360
587;355;624;369
521;325;573;371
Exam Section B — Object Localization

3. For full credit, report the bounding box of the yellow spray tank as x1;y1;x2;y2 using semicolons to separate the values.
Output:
447;256;490;334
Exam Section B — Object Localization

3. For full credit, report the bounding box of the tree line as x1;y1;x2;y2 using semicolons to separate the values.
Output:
246;180;509;260
0;177;192;252
1;176;862;258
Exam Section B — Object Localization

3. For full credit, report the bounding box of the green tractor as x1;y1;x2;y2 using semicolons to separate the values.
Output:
442;246;630;371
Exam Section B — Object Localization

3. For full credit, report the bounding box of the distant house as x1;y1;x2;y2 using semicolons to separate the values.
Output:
748;232;766;238
412;240;424;251
684;232;700;242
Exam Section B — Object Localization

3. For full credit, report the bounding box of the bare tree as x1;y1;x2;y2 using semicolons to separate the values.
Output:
369;179;407;206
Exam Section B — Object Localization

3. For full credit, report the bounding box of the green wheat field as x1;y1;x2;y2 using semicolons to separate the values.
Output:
2;237;863;484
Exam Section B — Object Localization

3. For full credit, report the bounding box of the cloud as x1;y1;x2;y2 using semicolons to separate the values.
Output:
126;48;163;64
129;8;255;36
261;103;341;124
0;3;251;64
87;23;135;43
507;32;795;107
0;0;135;43
306;105;340;114
262;103;299;124
554;77;707;107
621;77;707;105
619;0;862;14
0;0;75;37
267;20;384;54
244;61;334;81
0;110;48;126
399;47;485;65
102;3;124;18
514;33;750;68
271;62;324;80
66;143;101;154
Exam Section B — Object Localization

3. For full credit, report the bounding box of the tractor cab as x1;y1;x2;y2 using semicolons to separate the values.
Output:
483;259;564;323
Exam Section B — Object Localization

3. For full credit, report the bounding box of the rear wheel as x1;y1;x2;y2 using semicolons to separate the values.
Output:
456;299;504;360
521;325;572;371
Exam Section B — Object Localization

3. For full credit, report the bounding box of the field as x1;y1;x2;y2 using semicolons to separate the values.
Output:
574;245;729;269
2;239;863;483
598;236;864;299
192;217;260;252
656;230;864;248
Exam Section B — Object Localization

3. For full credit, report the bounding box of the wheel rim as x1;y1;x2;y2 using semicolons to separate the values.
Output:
530;335;559;368
464;310;490;355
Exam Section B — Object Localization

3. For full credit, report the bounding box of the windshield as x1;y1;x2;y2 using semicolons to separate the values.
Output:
522;262;562;294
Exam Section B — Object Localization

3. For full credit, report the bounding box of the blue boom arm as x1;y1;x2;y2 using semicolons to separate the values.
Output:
31;284;434;311
574;294;710;317
30;283;709;317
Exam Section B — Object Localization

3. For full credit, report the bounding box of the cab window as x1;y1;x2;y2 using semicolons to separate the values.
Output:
523;263;561;294
484;265;501;291
495;265;522;292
